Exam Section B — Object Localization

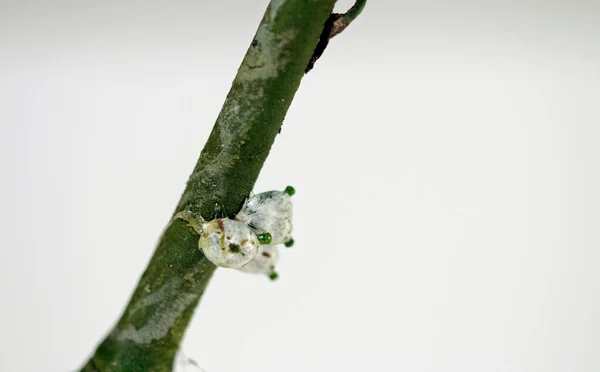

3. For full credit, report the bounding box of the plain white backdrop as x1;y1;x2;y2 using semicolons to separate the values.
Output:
1;0;599;371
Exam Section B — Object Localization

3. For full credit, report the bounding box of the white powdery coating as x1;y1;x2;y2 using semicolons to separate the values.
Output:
112;277;198;344
199;218;258;269
239;244;280;275
237;0;296;82
269;0;286;20
236;190;292;244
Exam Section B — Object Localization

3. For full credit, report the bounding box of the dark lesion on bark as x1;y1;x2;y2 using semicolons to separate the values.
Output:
305;13;341;73
305;0;366;73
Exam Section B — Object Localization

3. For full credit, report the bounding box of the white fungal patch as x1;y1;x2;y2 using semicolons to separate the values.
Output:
236;189;293;245
268;0;286;20
237;0;296;82
239;244;279;276
112;277;198;344
199;218;259;269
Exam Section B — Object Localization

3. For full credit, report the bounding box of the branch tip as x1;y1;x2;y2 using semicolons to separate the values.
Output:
331;0;367;38
305;0;367;72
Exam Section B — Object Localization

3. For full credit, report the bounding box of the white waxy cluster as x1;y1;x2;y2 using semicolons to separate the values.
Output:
234;186;294;280
236;186;294;245
175;186;294;280
238;243;280;278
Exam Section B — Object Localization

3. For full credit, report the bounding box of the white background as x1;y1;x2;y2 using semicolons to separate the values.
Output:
1;0;599;371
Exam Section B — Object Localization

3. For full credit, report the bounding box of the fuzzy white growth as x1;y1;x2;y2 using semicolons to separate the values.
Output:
198;218;258;269
236;190;293;245
239;244;279;276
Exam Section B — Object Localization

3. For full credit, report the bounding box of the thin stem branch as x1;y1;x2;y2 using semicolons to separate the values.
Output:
305;0;367;72
332;0;367;37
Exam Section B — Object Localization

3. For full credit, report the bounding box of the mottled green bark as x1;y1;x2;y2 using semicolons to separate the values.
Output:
80;1;338;371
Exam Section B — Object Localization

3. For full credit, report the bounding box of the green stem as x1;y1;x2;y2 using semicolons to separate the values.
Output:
331;0;367;38
342;0;367;26
80;1;338;371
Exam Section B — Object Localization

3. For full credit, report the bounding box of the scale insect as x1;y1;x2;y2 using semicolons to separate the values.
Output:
174;186;295;278
239;244;280;280
198;218;270;269
174;212;271;269
236;186;295;246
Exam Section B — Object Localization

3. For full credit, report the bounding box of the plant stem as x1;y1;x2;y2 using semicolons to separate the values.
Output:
80;1;338;371
339;0;367;31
